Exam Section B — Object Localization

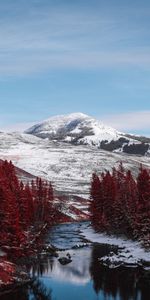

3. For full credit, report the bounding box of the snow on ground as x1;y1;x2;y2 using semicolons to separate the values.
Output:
25;112;148;154
81;224;150;267
25;112;122;144
0;132;150;199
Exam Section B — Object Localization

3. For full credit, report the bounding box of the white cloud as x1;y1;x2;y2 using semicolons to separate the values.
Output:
0;2;150;76
101;110;150;134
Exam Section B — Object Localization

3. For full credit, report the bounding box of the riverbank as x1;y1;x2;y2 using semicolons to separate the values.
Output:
0;219;82;293
0;221;150;300
0;259;31;297
81;223;150;268
0;221;48;292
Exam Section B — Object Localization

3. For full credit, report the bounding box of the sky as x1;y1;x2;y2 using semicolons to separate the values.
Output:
0;0;150;135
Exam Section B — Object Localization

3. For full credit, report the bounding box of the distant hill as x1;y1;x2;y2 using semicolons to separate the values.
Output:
25;112;150;156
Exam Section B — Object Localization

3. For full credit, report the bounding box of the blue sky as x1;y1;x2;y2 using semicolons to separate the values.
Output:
0;0;150;135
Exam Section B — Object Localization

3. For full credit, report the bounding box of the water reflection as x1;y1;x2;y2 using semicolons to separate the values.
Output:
28;245;150;300
90;244;150;300
0;279;52;300
26;254;54;278
0;222;150;300
29;249;91;285
30;279;52;300
22;244;150;300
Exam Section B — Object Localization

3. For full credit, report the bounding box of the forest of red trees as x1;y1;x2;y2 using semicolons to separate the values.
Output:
0;160;56;256
90;164;150;248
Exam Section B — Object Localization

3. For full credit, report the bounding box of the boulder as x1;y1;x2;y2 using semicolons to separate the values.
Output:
58;257;72;265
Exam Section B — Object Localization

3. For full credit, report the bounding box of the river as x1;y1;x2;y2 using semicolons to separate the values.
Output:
1;222;149;300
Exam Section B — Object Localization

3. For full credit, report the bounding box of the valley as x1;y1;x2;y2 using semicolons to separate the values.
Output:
0;113;150;299
0;131;150;200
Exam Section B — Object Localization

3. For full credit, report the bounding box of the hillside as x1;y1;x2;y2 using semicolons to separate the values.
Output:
25;112;150;155
0;131;150;199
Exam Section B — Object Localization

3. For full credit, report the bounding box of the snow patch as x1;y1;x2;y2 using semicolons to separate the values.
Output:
81;224;150;267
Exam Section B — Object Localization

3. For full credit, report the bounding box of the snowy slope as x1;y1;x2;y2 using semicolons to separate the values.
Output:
25;112;150;155
0;131;150;199
25;112;124;144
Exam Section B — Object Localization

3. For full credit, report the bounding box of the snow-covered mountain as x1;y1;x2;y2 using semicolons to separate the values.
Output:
25;112;150;155
25;112;121;143
0;112;150;199
0;114;150;221
0;131;150;199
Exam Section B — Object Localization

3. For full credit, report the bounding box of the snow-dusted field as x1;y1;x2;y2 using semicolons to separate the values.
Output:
81;223;150;267
0;132;150;198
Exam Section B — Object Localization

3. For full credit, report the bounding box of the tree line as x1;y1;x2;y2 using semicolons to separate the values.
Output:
0;160;56;253
90;163;150;248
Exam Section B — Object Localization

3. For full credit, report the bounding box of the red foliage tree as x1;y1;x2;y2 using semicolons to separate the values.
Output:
0;160;56;255
136;167;150;245
89;163;150;247
90;173;104;231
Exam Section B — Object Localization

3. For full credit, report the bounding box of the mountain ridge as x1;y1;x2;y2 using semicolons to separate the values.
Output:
25;112;150;156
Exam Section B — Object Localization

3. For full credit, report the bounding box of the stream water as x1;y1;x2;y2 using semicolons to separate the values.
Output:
1;222;150;300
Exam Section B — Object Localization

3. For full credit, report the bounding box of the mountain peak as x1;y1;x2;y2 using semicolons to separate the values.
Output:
26;112;149;155
25;112;120;146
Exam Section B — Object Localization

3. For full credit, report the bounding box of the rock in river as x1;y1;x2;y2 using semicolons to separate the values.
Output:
58;257;72;265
